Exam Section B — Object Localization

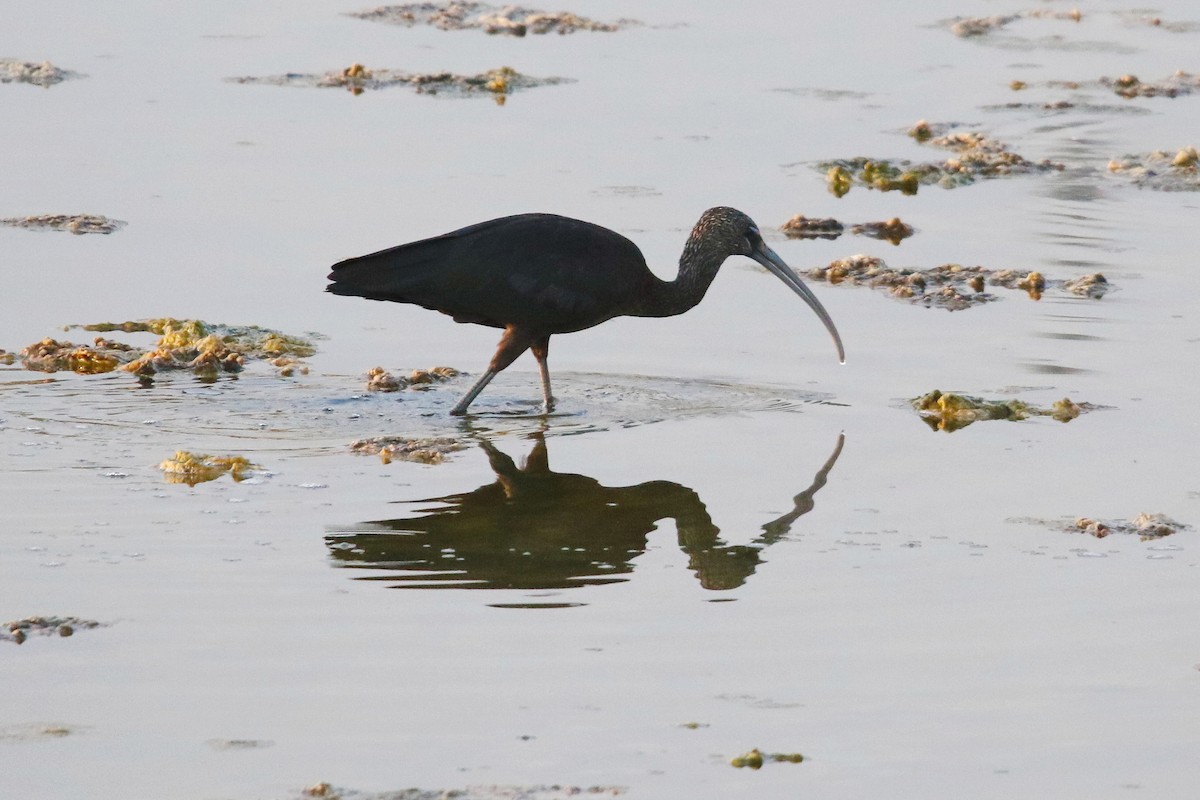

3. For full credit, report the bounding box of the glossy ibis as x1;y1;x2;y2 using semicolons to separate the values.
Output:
327;206;844;415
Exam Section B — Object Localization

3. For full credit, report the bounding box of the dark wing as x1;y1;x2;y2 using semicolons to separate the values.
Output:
327;213;653;333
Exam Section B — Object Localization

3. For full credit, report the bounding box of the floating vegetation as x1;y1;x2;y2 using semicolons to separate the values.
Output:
1061;272;1110;297
947;14;1020;37
350;436;467;464
159;451;259;486
984;99;1149;115
3;616;103;644
1002;72;1200;103
780;215;843;240
1117;11;1200;33
781;215;914;245
1108;147;1200;191
13;318;315;378
0;214;126;235
729;748;805;769
1101;71;1200;99
19;338;135;375
945;9;1081;38
301;784;626;800
0;724;80;742
0;59;79;87
227;65;568;99
207;738;275;751
850;217;914;244
804;255;1108;310
82;318;316;357
1071;513;1188;540
365;365;460;392
912;390;1091;432
817;122;1062;196
822;160;921;196
347;3;633;36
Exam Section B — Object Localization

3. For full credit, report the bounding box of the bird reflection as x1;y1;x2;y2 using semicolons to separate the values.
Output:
325;432;843;592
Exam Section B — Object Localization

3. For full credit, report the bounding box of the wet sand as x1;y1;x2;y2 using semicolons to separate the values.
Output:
2;1;1199;798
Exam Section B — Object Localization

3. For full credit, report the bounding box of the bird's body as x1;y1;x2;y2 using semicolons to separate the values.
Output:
329;214;652;333
328;207;843;415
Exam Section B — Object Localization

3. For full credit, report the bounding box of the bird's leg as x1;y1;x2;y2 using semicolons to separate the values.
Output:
530;336;554;414
450;369;500;416
449;326;533;416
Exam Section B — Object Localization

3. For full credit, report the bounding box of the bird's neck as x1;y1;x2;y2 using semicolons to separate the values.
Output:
631;241;724;318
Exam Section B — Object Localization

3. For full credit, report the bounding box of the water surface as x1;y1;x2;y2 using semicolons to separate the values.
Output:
2;1;1199;798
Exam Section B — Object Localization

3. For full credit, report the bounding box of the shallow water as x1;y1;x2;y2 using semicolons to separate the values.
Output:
2;1;1200;798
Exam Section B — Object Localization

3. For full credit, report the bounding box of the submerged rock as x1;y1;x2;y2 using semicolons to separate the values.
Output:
912;390;1091;432
227;65;568;99
0;214;125;234
347;3;633;35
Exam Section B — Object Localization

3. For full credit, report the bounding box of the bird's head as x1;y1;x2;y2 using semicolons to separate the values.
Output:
692;207;845;363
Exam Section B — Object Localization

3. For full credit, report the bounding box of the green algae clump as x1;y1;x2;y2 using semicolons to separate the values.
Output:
18;337;134;374
159;451;259;486
781;214;844;239
227;65;567;100
805;256;1110;310
0;214;125;234
826;165;853;197
851;217;915;245
1072;512;1187;540
350;436;467;465
3;616;102;644
819;122;1063;196
730;748;805;769
55;318;318;378
912;390;1092;432
730;749;765;769
366;366;460;392
1108;147;1200;190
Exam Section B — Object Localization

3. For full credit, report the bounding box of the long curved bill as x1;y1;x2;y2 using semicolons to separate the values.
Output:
752;242;846;363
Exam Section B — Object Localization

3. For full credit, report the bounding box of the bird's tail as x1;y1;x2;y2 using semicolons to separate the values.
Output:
326;236;450;303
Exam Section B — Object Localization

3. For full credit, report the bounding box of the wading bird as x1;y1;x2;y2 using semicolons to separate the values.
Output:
327;207;844;415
